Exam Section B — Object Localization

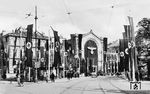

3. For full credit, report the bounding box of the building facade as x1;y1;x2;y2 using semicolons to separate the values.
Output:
3;28;52;78
81;30;104;74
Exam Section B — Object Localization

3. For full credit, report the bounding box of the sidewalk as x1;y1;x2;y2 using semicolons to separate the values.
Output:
116;75;150;90
0;76;87;85
109;75;150;94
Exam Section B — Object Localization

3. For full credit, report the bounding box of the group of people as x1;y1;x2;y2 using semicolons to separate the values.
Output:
45;72;55;83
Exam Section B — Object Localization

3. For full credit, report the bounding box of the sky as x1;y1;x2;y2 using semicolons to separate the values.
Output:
0;0;150;43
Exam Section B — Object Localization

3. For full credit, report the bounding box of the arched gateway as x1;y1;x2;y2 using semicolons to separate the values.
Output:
81;30;104;75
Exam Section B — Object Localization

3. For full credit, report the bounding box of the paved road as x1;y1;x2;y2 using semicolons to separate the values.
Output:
0;76;150;94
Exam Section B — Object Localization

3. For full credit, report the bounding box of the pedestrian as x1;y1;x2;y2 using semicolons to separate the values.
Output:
45;73;48;83
50;72;55;82
20;73;24;86
67;71;70;80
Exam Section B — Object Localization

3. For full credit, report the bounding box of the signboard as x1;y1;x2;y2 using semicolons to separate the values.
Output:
130;81;141;90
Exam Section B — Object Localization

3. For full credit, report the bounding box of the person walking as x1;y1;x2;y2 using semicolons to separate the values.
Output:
50;72;55;82
45;72;48;83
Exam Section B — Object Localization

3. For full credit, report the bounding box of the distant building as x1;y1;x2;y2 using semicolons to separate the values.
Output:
106;40;119;75
2;28;52;78
81;30;104;75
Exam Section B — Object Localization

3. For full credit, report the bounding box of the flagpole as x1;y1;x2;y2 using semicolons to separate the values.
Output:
35;6;38;82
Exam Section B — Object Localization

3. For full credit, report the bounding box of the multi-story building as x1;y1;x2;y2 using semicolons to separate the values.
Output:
2;28;53;78
106;40;119;75
1;28;107;79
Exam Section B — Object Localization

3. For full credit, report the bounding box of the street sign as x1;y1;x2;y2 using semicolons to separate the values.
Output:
130;81;141;90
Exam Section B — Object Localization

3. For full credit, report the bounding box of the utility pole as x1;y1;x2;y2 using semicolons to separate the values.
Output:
34;6;38;82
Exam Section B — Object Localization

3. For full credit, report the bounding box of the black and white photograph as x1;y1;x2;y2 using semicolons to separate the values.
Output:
0;0;150;94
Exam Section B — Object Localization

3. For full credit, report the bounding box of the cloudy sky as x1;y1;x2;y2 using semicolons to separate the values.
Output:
0;0;150;43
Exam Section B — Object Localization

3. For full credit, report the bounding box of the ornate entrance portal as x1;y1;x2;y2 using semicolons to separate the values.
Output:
81;31;104;75
84;40;98;74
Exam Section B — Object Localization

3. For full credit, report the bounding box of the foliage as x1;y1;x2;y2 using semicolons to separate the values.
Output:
136;18;150;53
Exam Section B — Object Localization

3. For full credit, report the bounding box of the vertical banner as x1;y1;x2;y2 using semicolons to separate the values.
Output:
103;37;107;73
119;39;125;72
78;34;82;51
70;34;76;55
51;27;61;68
128;16;138;81
13;36;17;65
45;40;49;70
26;24;33;67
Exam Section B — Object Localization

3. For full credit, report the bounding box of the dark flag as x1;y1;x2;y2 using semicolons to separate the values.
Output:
13;36;17;65
38;39;40;50
70;34;76;55
119;39;125;72
128;16;138;81
51;26;61;67
103;37;107;51
124;25;131;39
65;39;72;55
103;37;107;73
78;34;82;51
26;24;33;67
45;40;49;70
45;40;49;51
40;47;45;70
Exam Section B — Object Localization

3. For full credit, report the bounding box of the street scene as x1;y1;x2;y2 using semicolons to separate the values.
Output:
0;76;150;94
1;0;150;94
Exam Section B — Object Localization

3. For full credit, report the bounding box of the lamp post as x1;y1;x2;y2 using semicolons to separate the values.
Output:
34;6;38;82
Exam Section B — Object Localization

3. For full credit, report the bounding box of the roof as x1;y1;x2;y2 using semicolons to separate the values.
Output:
83;29;103;41
4;29;48;40
108;40;119;48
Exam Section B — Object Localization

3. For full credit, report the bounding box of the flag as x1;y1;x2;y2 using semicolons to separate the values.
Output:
13;36;17;65
25;24;33;67
124;25;131;39
0;34;4;50
45;39;49;69
45;40;49;51
65;39;72;51
128;16;138;81
128;16;134;40
103;37;107;51
78;34;82;51
119;39;125;72
70;34;76;55
40;47;46;70
51;26;61;67
38;39;40;50
103;37;107;73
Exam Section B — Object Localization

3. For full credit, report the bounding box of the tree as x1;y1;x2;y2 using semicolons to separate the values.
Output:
136;18;150;78
136;18;150;53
